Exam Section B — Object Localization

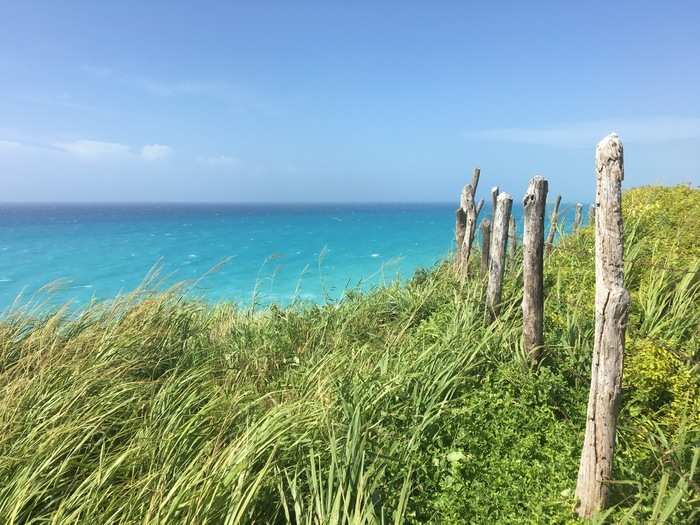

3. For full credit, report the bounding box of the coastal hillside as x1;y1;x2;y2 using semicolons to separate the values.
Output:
0;186;698;523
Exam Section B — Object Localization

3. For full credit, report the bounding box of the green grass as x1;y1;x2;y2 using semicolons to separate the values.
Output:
0;185;698;524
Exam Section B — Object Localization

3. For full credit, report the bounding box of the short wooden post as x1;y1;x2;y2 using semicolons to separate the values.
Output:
575;134;631;518
545;194;561;254
508;215;517;258
588;204;596;225
486;192;513;318
574;203;583;231
521;176;548;361
480;219;491;276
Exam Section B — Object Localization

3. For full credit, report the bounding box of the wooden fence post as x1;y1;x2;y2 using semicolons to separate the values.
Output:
588;204;596;225
454;208;467;268
486;192;513;318
458;168;482;276
575;134;630;518
480;219;491;276
521;176;548;361
490;186;499;222
471;167;481;196
508;215;517;258
545;194;561;254
574;202;583;231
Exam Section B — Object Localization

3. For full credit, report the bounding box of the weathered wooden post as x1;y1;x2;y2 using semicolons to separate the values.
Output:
486;192;513;318
521;176;548;361
480;219;491;276
508;215;517;258
574;203;583;231
470;167;481;196
458;168;482;276
490;186;499;222
545;194;561;254
575;134;630;518
588;204;596;225
454;208;467;268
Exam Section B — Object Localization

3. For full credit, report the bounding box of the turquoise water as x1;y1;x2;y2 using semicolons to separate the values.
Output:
0;203;580;310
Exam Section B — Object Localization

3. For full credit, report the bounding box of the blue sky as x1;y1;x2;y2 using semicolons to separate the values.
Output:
1;1;699;203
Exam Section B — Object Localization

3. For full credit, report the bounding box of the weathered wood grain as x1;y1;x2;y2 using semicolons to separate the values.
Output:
575;134;631;518
521;176;548;361
480;219;491;277
486;192;513;317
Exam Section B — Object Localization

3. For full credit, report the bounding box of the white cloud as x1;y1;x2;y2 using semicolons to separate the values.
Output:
198;155;240;167
466;117;700;147
0;140;23;151
54;139;131;158
141;144;172;161
81;65;257;109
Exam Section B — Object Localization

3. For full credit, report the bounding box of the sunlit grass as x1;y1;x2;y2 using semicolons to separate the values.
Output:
0;185;698;523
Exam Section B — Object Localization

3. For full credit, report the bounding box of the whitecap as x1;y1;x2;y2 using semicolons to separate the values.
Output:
371;253;380;258
0;278;12;282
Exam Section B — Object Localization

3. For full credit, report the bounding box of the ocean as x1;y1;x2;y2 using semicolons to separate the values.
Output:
0;202;580;310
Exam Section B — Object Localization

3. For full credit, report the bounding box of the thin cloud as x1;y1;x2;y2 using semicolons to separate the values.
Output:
198;155;240;168
466;117;700;147
81;65;249;105
0;140;23;150
53;140;131;158
141;144;172;161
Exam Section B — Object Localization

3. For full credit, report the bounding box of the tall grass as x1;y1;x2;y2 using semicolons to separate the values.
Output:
0;185;698;523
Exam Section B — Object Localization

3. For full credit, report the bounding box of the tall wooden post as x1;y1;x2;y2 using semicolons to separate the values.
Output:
470;167;481;197
574;203;583;231
545;194;561;254
458;168;482;276
575;134;630;518
588;204;596;225
480;219;491;276
486;192;513;318
490;186;499;222
508;215;517;258
454;208;467;267
521;176;548;361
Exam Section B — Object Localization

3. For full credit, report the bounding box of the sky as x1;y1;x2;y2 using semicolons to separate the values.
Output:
1;1;699;203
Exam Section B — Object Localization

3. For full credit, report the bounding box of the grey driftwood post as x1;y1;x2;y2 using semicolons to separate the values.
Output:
488;186;499;267
458;168;482;276
470;167;481;196
454;208;467;268
575;134;631;518
480;219;491;276
521;176;548;361
588;204;596;225
574;203;583;231
508;215;517;258
486;192;513;318
545;194;561;254
490;186;499;222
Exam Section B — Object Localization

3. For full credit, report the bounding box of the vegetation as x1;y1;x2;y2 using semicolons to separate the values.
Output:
0;185;698;524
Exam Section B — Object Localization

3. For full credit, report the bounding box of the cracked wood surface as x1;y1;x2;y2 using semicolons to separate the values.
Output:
521;176;548;361
575;134;630;518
